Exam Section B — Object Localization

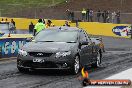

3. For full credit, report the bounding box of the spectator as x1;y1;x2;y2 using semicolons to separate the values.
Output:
11;19;16;33
102;10;107;23
81;8;86;21
97;10;101;22
116;11;120;24
11;19;15;27
86;9;90;22
34;19;46;36
46;20;54;28
111;11;116;23
75;19;79;27
89;9;94;22
106;10;110;23
5;18;8;24
71;11;74;21
66;9;71;20
0;18;5;23
29;22;34;34
42;19;45;24
9;20;15;34
63;21;70;27
1;18;4;22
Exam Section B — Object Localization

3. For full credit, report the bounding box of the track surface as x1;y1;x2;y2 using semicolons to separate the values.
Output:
0;36;132;88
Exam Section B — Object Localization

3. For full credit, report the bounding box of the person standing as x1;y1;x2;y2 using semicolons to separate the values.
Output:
34;19;46;36
89;9;93;22
11;19;15;27
46;20;54;28
71;11;74;21
5;18;8;24
116;11;120;24
63;21;70;27
111;11;116;23
11;19;16;33
0;18;5;23
97;10;101;22
81;8;86;21
102;10;107;23
9;20;15;34
106;10;110;23
66;9;71;20
86;9;90;22
29;22;34;34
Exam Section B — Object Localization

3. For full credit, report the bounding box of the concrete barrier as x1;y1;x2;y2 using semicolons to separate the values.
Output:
0;17;131;38
78;22;131;38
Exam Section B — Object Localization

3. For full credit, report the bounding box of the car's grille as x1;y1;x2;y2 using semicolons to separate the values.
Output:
28;52;53;57
23;61;57;68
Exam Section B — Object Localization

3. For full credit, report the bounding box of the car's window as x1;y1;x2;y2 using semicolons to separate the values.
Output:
79;31;87;42
34;30;78;43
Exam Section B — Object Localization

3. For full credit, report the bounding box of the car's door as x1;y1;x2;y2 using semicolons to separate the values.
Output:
79;31;91;65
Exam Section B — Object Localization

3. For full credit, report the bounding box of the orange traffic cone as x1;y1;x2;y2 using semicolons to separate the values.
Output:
8;33;11;37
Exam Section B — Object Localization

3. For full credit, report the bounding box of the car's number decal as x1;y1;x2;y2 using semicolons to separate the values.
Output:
33;58;45;63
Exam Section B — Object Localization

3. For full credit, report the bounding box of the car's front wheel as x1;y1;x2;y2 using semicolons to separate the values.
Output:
17;66;29;73
71;55;80;75
92;51;102;68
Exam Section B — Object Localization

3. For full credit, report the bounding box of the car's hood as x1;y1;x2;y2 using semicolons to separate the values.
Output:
22;42;77;53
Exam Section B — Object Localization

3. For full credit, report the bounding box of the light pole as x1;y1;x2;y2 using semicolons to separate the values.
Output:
130;25;132;39
34;8;37;19
0;9;1;17
120;0;124;11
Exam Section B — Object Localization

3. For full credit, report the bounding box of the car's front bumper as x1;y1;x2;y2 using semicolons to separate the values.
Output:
17;54;74;70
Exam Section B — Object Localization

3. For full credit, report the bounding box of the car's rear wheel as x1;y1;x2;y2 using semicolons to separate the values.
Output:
92;51;102;68
71;55;80;75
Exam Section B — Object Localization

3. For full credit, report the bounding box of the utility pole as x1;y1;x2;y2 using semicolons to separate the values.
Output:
0;10;1;17
35;8;37;19
121;0;123;11
120;0;125;11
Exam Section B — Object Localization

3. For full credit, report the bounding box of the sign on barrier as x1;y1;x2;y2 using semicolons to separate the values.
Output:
0;38;26;58
112;26;131;37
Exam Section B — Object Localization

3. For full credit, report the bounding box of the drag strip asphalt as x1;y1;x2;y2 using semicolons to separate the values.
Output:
0;36;132;88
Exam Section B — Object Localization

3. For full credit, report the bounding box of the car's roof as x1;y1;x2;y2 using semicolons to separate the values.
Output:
44;26;82;32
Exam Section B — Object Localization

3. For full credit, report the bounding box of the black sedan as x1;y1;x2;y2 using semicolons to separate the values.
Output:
17;27;102;74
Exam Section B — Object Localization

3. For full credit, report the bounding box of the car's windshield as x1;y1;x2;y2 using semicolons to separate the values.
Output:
34;30;78;42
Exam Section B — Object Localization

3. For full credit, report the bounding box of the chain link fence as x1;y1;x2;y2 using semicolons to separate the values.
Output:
0;4;132;24
64;11;132;24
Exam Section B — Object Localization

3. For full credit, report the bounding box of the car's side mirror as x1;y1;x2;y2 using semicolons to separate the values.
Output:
80;41;89;45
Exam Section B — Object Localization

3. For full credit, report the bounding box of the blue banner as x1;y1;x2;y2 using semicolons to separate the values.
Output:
0;38;26;58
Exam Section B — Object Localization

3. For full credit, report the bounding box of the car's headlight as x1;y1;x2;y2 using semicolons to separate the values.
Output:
55;51;71;58
18;49;27;56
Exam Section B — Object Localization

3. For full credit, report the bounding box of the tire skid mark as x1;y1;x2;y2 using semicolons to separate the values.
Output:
89;55;132;79
0;71;22;80
30;76;78;88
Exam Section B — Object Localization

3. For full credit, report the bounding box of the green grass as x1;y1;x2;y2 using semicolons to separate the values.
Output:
0;0;66;16
0;0;65;6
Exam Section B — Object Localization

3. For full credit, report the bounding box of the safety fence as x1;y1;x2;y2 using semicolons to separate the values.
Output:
64;11;132;24
1;4;132;24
